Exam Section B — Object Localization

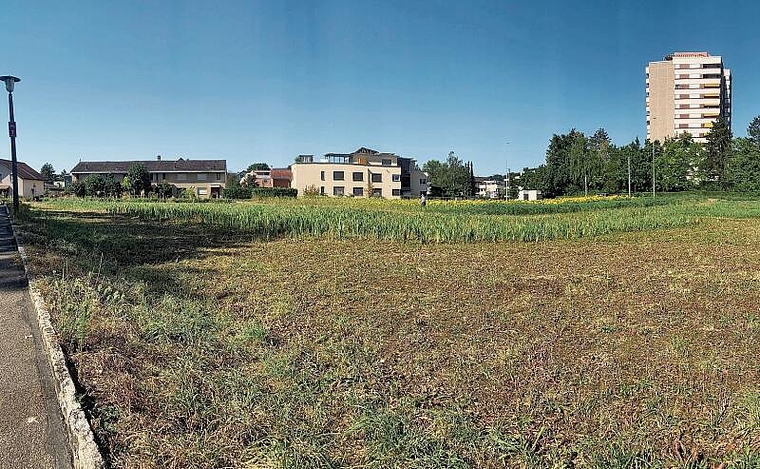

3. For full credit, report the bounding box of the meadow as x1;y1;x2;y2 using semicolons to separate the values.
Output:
16;194;760;468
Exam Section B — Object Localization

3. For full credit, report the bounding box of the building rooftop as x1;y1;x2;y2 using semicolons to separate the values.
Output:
0;159;45;181
71;158;227;173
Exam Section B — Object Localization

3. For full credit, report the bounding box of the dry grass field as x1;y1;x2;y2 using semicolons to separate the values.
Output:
16;197;760;468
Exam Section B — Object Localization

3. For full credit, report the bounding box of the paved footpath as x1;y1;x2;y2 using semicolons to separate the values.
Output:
0;205;71;468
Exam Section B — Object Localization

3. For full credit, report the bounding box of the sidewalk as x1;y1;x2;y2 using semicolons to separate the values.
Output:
0;205;71;468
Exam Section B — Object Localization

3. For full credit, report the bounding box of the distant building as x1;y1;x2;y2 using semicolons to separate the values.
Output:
71;157;227;198
0;159;46;199
290;147;427;198
475;177;504;199
240;168;292;188
516;189;542;201
646;52;731;143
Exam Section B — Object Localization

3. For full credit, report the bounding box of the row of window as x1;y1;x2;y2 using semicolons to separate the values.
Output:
151;172;222;182
320;170;401;183
322;186;402;197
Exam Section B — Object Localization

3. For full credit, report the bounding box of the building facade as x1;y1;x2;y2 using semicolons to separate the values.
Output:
0;159;46;199
475;177;504;199
290;147;427;199
646;52;731;143
71;157;227;198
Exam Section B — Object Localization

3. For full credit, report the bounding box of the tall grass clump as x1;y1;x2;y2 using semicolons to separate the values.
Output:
91;200;701;243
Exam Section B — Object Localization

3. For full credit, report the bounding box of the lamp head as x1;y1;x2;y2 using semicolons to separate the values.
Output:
0;76;20;93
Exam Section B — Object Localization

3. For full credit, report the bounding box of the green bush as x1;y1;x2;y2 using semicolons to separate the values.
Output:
223;187;252;199
251;187;297;198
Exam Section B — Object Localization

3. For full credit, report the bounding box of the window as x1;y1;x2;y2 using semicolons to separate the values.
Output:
333;186;344;196
215;173;221;181
177;173;187;181
392;174;400;182
197;173;207;181
392;189;400;196
333;171;344;181
381;159;392;166
197;188;208;195
372;188;382;197
320;186;325;195
353;187;364;196
371;173;382;183
320;171;325;181
420;178;427;185
162;173;166;180
352;172;363;182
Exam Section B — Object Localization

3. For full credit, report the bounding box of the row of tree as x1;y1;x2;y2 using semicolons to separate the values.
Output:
70;163;158;197
521;116;760;197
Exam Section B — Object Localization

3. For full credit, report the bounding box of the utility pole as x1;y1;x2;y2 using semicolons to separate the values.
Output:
652;142;656;198
627;150;631;197
505;141;510;200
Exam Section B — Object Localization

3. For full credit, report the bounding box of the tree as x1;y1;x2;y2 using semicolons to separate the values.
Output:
703;117;733;190
226;172;241;189
568;132;590;195
422;152;472;197
747;116;760;146
71;181;86;197
83;174;106;197
729;137;760;191
121;175;132;195
154;182;176;198
103;175;122;198
127;164;151;196
588;128;612;192
40;163;56;184
247;163;270;172
656;135;699;192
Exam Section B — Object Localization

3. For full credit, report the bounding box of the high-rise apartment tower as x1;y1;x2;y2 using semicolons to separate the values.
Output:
646;52;731;143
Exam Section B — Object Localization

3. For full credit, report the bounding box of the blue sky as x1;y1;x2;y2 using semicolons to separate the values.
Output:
1;0;759;175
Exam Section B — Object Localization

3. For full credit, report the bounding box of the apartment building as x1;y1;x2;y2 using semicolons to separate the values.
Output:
646;52;731;143
475;177;504;199
290;147;428;199
71;156;227;198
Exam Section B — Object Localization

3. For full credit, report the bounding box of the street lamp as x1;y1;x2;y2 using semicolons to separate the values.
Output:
1;75;20;213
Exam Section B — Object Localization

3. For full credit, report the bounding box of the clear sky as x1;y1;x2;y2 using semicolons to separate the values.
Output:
1;0;759;175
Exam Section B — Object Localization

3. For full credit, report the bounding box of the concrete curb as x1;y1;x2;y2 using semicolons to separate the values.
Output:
9;218;105;469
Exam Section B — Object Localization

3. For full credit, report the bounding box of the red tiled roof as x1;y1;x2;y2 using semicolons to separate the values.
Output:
270;168;292;180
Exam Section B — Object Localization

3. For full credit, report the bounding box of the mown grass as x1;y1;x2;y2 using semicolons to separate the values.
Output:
16;195;760;468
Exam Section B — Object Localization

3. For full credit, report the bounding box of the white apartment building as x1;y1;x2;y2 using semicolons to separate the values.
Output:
646;51;731;143
291;147;428;199
475;178;504;199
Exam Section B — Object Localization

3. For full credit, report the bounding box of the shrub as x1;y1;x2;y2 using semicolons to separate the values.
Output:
223;186;253;199
251;187;297;198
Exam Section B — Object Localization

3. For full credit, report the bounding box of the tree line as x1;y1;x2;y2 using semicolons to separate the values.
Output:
521;116;760;197
422;116;760;198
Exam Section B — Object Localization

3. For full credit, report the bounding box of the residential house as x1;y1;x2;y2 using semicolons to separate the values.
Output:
291;147;427;198
0;159;46;199
240;168;292;188
71;156;227;198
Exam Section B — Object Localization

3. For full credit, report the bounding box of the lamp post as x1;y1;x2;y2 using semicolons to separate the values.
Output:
1;75;20;213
